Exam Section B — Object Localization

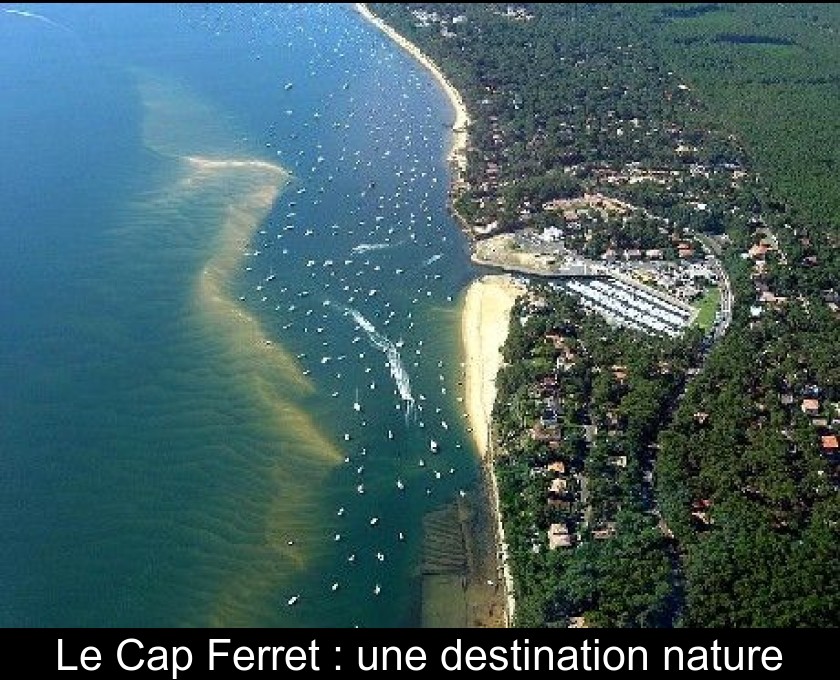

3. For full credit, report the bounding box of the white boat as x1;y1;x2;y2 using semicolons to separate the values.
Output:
430;440;439;453
353;389;361;412
287;595;299;606
370;517;379;526
331;582;339;592
396;479;404;490
373;584;381;596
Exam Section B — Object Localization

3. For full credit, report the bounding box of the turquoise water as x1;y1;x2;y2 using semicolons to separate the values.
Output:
0;4;480;626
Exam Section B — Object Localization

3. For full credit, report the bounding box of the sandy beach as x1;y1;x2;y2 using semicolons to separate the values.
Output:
354;4;469;170
462;275;524;626
462;275;524;458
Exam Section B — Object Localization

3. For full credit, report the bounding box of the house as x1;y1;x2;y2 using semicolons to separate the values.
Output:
547;498;574;512
821;435;839;453
540;226;563;242
549;477;568;494
691;498;713;525
607;455;628;468
760;291;787;305
547;460;566;474
801;399;820;416
748;243;770;259
531;422;562;442
556;355;576;372
548;522;574;549
592;522;617;540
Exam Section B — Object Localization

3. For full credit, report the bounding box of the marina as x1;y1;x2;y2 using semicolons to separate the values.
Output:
556;276;696;337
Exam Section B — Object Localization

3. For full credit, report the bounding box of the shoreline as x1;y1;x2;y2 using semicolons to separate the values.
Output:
461;276;523;461
355;4;518;627
461;275;524;626
353;3;469;173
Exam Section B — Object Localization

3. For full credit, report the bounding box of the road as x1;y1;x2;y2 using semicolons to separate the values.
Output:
696;234;733;341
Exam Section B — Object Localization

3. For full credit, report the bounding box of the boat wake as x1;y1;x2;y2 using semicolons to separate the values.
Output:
2;8;75;34
338;303;415;418
351;241;400;254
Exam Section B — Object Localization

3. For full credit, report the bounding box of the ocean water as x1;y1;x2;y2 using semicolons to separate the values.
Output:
0;4;482;627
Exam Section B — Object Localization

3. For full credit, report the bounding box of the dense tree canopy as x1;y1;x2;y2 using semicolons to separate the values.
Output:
372;3;840;627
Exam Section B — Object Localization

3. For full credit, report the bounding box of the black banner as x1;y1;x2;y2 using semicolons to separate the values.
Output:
5;627;832;676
